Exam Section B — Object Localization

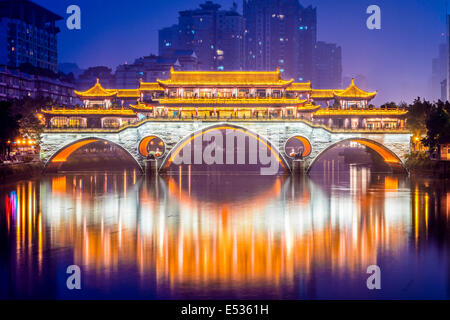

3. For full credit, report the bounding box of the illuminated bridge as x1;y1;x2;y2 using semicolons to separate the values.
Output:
40;119;412;174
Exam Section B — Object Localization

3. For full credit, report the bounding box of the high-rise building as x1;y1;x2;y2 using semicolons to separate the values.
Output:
313;41;342;89
158;1;245;71
297;5;316;82
159;25;180;56
446;14;450;101
432;43;446;101
0;0;62;73
243;0;302;80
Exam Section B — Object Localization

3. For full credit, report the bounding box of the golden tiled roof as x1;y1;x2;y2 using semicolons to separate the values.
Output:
129;103;154;110
74;79;117;98
313;109;408;116
41;108;136;116
157;67;294;87
139;82;164;91
286;82;312;91
334;79;377;100
310;89;342;99
116;89;140;98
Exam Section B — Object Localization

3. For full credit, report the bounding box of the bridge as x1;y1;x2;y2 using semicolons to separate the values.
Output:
40;119;412;174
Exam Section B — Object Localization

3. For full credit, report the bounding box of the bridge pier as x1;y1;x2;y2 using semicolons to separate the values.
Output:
291;159;306;175
144;159;159;176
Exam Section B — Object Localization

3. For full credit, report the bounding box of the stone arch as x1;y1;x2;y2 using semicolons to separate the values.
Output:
44;137;143;172
159;123;291;173
307;137;407;173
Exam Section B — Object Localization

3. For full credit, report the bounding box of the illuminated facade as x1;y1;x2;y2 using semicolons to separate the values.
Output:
41;68;407;130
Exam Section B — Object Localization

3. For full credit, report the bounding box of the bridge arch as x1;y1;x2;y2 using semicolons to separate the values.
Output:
44;137;143;172
159;123;291;173
307;137;407;173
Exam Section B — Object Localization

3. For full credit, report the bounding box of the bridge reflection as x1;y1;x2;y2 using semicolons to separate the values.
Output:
2;171;449;298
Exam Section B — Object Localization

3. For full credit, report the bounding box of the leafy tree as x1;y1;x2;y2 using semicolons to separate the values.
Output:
14;97;49;145
406;98;432;137
0;101;20;156
421;101;450;157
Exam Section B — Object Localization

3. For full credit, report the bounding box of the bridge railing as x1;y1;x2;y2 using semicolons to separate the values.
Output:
43;116;410;134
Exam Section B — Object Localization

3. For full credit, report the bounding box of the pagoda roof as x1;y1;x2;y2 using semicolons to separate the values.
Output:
157;68;294;87
334;79;377;100
139;82;165;91
74;79;117;98
310;89;342;99
116;89;140;98
286;82;312;92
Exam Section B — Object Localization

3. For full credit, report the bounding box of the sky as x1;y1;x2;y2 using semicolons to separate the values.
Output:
33;0;448;104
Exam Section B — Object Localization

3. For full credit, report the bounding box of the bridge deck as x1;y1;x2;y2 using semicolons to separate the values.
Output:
43;118;410;135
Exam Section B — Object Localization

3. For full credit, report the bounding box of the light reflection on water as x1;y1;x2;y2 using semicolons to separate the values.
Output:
0;168;449;299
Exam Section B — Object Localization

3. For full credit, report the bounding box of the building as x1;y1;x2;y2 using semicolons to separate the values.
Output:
76;66;115;91
243;0;302;80
297;5;317;82
0;0;62;73
431;43;446;101
115;51;199;89
446;15;450;101
0;65;74;105
159;1;245;71
159;25;181;56
41;69;407;131
313;41;342;89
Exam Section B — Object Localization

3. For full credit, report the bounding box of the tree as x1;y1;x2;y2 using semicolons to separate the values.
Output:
406;98;432;137
11;97;49;145
0;101;20;156
421;101;450;158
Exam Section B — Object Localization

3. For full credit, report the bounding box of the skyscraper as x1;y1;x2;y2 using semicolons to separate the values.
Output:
431;43;446;101
243;0;302;80
313;41;342;89
158;1;245;71
446;14;450;101
297;5;316;82
0;0;62;73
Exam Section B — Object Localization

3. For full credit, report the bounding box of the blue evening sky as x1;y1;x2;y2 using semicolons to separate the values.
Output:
32;0;448;104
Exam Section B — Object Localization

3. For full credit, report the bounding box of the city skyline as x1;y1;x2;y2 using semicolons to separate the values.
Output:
31;0;448;104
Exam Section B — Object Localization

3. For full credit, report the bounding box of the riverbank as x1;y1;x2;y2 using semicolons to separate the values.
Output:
408;160;450;178
0;161;44;183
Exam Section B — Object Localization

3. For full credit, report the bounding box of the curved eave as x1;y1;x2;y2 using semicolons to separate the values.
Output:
129;104;154;111
333;92;377;100
313;110;408;117
74;91;117;99
156;80;294;88
297;105;321;112
116;90;140;98
41;109;137;117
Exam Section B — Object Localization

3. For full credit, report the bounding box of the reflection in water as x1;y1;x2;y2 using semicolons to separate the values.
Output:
0;169;449;299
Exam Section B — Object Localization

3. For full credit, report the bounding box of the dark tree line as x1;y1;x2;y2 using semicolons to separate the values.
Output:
406;98;450;158
0;97;51;156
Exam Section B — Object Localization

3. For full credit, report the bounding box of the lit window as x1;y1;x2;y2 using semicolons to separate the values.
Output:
218;66;224;71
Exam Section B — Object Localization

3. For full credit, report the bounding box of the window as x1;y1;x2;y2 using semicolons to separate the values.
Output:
103;118;120;128
51;117;67;128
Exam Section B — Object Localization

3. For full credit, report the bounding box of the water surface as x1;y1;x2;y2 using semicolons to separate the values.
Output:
0;169;449;299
